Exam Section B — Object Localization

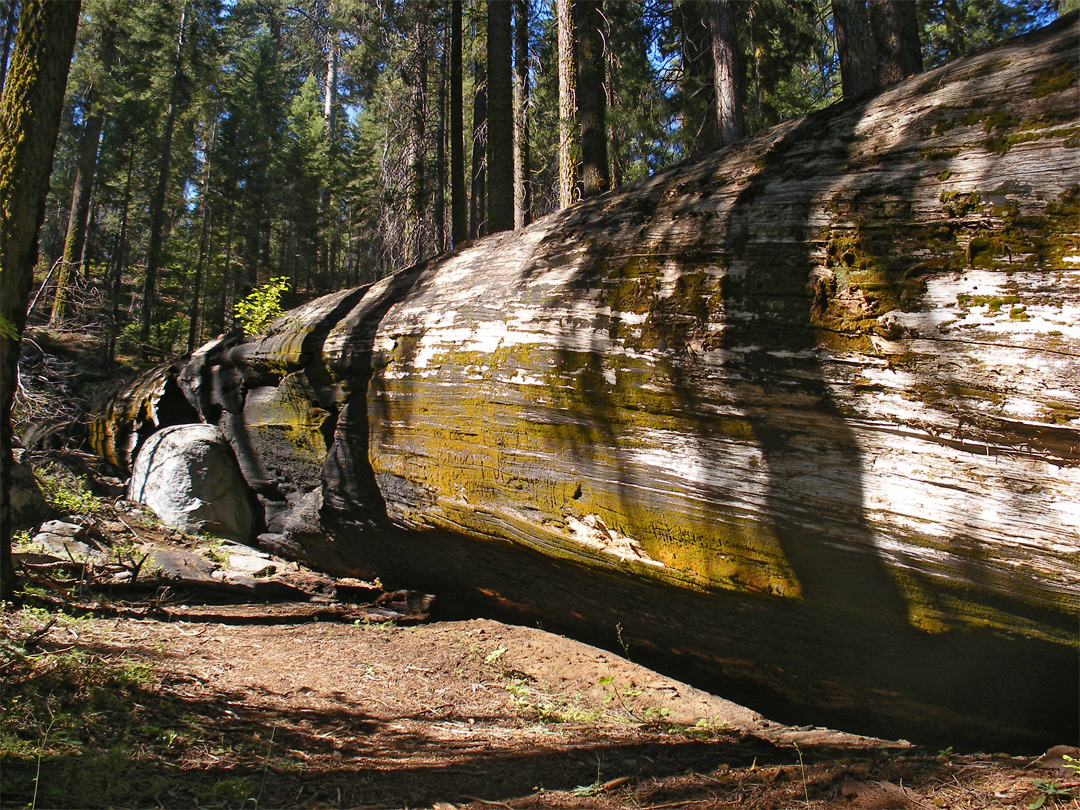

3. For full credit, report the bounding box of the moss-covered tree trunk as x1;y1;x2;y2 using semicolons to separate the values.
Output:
0;0;81;602
94;16;1080;750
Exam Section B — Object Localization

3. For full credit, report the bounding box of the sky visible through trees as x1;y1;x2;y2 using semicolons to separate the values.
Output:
0;0;1070;363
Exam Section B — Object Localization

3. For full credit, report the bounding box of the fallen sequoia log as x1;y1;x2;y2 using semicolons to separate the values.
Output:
92;17;1079;751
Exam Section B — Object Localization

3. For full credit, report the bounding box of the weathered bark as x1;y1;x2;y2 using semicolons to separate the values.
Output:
93;18;1080;750
1;0;81;601
832;0;877;100
574;0;608;198
708;0;743;146
555;0;575;208
486;0;513;234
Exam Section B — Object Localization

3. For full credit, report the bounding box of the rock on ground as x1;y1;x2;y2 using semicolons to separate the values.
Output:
127;424;254;542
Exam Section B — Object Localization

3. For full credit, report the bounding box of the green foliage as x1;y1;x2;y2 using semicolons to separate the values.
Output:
34;464;102;515
234;276;289;336
1028;779;1073;809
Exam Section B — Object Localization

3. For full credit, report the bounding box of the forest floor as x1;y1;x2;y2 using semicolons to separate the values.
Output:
3;500;1078;810
4;329;1079;809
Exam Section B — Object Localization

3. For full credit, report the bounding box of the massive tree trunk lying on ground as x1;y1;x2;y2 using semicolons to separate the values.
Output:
93;17;1079;750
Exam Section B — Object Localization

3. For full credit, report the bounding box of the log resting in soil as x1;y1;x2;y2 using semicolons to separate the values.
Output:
92;17;1080;751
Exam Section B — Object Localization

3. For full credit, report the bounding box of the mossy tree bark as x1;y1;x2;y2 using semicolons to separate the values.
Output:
0;0;81;602
94;16;1080;750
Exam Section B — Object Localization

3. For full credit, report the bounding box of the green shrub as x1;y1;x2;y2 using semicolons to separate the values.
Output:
235;276;290;336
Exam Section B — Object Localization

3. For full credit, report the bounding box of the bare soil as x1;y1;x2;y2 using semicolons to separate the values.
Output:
3;577;1078;810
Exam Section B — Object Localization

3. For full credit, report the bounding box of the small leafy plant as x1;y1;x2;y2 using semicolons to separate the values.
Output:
235;276;290;336
1028;780;1073;809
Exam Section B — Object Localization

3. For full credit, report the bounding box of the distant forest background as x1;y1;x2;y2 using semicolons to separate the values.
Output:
1;0;1072;365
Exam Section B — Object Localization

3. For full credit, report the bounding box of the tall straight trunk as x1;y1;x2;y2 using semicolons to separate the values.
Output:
218;206;233;333
105;145;134;368
605;38;622;188
555;0;575;209
450;0;467;247
187;128;214;352
435;26;447;253
574;0;608;198
0;0;81;601
1;0;20;108
140;1;187;343
868;0;921;86
709;0;744;147
321;3;338;286
408;11;428;263
512;0;531;228
469;57;486;239
51;21;116;324
832;0;877;101
486;0;513;235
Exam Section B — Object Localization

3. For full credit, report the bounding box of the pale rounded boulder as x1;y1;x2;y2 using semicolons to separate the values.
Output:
128;424;253;542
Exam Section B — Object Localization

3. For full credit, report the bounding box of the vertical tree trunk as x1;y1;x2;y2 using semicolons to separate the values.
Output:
512;0;531;228
868;0;921;86
831;0;877;100
574;0;608;198
435;24;447;254
450;0;467;247
408;10;428;263
679;0;717;153
555;0;575;209
218;206;234;332
469;57;486;239
0;0;81;601
709;0;744;147
486;0;513;234
604;37;622;189
321;2;338;286
140;1;187;343
51;21;116;324
187;128;214;352
105;146;134;368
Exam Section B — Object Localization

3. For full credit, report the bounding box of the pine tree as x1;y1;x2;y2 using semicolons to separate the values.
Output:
51;0;118;324
574;0;608;198
487;0;513;234
555;0;575;208
513;0;531;228
832;0;877;99
708;0;744;146
450;0;467;246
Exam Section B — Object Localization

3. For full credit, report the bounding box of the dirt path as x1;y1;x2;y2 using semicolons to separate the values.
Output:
3;605;1076;810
